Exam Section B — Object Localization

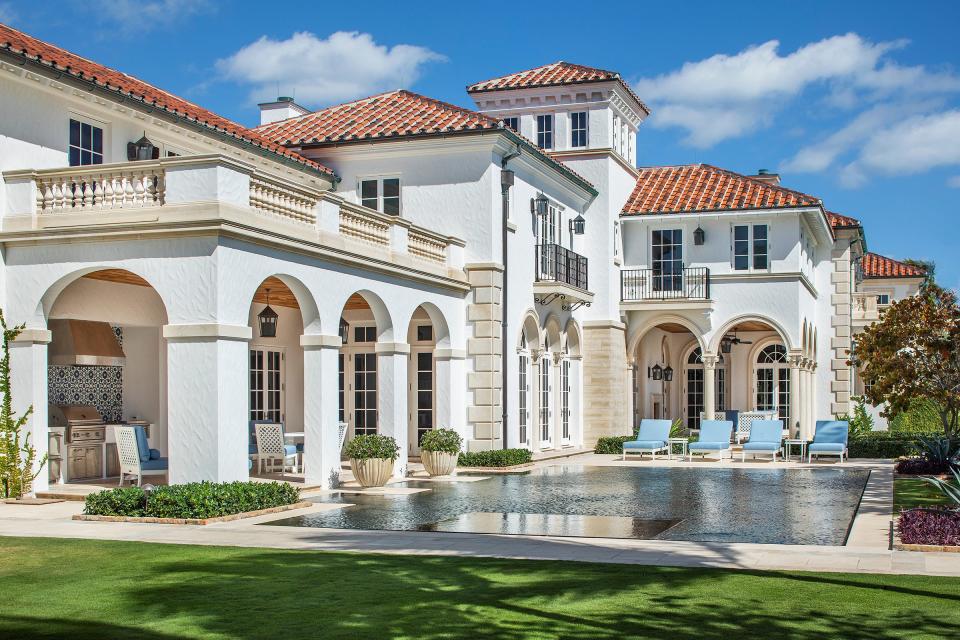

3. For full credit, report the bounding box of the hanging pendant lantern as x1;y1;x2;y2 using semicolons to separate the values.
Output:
258;288;279;338
663;366;674;382
651;364;663;380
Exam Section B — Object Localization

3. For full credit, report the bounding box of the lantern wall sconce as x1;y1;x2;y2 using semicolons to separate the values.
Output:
531;193;549;216
127;132;158;162
648;363;673;382
663;365;674;382
339;317;349;344
258;289;279;338
569;214;586;235
693;225;705;246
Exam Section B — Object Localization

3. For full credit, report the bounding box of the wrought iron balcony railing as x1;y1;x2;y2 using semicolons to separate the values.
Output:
535;243;588;291
621;267;710;301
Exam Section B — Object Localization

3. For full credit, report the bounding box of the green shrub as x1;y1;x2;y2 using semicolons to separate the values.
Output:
344;434;399;461
836;397;875;438
848;431;927;458
419;428;462;454
891;399;945;433
83;481;301;519
595;436;634;454
458;448;532;467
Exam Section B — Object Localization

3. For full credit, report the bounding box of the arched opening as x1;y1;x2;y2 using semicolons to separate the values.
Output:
246;275;316;477
753;341;791;425
515;311;540;449
537;316;563;450
560;319;583;447
45;269;169;486
337;292;393;441
407;305;438;456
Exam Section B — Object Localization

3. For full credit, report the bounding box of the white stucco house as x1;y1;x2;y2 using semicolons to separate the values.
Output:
0;25;925;492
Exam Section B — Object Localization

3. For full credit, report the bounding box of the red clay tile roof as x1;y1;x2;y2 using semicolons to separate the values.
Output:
622;164;821;215
254;90;500;144
826;211;861;228
861;253;927;279
467;61;650;115
0;23;333;177
256;90;595;193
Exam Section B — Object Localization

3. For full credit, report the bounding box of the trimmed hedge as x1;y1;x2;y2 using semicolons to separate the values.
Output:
899;508;960;546
458;448;532;467
848;431;932;459
891;399;945;433
83;481;301;519
595;436;634;454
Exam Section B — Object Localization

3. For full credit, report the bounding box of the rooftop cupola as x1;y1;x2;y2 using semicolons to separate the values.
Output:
258;96;310;126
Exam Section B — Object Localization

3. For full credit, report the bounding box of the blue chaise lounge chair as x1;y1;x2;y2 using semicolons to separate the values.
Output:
741;419;784;462
808;420;849;463
688;420;733;462
622;419;672;460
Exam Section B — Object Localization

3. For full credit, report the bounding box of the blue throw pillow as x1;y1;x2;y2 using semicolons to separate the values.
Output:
149;448;162;460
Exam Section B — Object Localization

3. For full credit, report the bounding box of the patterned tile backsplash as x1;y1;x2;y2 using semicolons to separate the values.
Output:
47;326;123;422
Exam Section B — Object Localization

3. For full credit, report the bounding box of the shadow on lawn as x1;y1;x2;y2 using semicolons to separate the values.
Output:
0;614;186;640
112;547;957;640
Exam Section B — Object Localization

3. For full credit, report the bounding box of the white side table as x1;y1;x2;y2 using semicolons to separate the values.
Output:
783;438;807;462
667;437;689;461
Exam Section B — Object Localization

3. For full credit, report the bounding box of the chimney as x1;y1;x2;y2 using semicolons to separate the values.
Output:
258;96;310;126
751;168;781;186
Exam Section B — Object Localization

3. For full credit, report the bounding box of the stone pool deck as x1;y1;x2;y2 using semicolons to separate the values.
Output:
2;454;958;577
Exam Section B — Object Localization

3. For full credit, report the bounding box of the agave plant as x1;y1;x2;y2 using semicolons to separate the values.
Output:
916;434;960;467
921;466;960;509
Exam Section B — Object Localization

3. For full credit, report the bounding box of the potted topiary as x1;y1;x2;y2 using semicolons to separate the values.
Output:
344;434;399;487
419;428;462;476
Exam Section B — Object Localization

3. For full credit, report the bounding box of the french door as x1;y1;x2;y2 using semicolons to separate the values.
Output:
539;355;553;449
250;346;284;423
409;350;434;455
518;353;530;447
755;344;790;424
560;358;571;444
353;352;378;436
651;229;683;292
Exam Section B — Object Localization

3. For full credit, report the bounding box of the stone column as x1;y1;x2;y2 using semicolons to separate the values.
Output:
529;348;543;450
163;324;250;484
9;328;52;493
464;264;503;452
376;342;409;477
569;355;583;447
581;320;628;446
703;353;718;420
624;360;635;435
789;353;803;438
301;334;343;488
434;348;467;443
806;361;818;438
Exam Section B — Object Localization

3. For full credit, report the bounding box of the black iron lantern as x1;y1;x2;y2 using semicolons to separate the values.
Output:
694;225;705;246
663;366;674;382
721;338;732;354
651;364;663;380
127;132;157;162
258;289;279;338
339;317;349;344
570;214;586;235
532;193;549;216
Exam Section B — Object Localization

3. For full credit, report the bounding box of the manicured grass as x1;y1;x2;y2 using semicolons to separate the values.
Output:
1;536;959;639
894;478;953;513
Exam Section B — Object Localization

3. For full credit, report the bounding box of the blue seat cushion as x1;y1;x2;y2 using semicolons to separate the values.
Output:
742;441;779;451
133;426;151;462
689;441;729;451
284;444;297;456
623;440;665;450
809;442;845;453
149;448;162;460
140;457;168;471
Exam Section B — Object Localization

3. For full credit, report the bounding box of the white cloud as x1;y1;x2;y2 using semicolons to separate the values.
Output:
948;175;960;188
217;31;445;106
88;0;212;32
634;34;960;148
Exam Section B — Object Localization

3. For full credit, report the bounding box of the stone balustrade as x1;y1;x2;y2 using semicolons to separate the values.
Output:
852;292;880;322
2;154;466;275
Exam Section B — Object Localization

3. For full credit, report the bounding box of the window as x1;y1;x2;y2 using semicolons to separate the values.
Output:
561;357;571;441
69;118;104;166
876;293;891;306
518;352;529;446
359;177;401;215
612;116;619;153
538;204;559;246
353;353;378;435
415;351;433;446
570;111;587;148
536;114;553;149
416;325;433;342
651;229;683;291
685;348;725;430
249;347;283;423
353;326;376;343
733;224;769;270
755;344;789;425
540;341;552;447
503;116;519;132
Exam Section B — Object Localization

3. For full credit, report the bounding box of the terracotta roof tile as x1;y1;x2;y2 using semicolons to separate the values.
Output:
621;164;821;215
0;23;333;176
862;253;927;279
255;90;595;192
826;211;861;228
467;61;650;115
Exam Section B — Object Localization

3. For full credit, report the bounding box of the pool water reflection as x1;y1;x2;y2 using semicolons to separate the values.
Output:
267;465;870;545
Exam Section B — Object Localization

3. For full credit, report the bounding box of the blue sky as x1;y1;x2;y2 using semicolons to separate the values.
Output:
5;0;958;288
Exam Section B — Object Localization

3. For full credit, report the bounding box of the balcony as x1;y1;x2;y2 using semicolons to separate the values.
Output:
1;155;467;288
852;292;883;325
533;243;592;308
621;267;711;309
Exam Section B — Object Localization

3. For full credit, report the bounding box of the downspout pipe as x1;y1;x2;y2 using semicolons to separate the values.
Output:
500;145;521;449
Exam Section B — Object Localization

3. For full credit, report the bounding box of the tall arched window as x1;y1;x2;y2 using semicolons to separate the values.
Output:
685;347;725;430
518;328;530;446
755;344;790;423
539;336;552;448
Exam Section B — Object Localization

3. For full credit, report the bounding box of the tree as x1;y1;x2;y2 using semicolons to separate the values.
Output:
0;309;46;498
850;283;960;438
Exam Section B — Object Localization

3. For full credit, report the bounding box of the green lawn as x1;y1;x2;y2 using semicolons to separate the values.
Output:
1;536;959;639
894;477;953;512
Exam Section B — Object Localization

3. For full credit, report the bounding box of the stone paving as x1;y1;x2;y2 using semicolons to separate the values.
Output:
3;453;959;577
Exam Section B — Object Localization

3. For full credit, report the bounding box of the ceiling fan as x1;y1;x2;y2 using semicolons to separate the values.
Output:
720;332;753;353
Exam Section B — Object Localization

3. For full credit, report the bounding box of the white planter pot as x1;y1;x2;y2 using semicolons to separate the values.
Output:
350;457;395;487
421;450;458;477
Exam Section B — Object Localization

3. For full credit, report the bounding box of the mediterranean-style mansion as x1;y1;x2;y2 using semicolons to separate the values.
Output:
0;24;926;490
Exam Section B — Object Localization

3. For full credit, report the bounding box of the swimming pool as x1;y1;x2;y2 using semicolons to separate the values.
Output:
267;465;870;545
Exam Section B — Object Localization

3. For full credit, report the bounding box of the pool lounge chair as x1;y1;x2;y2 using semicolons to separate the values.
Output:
808;420;849;463
622;419;672;460
741;419;784;462
688;420;733;462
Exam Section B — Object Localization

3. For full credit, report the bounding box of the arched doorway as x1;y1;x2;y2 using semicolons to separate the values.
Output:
45;269;169;485
754;342;790;424
516;312;540;449
407;306;437;456
684;346;727;430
